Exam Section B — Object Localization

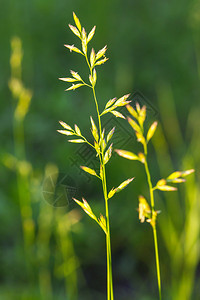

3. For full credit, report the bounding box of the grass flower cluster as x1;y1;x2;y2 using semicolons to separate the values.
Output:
58;12;134;300
116;103;194;300
58;12;195;300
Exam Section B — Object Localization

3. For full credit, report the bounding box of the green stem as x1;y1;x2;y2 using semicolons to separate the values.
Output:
153;225;162;300
92;86;114;300
144;143;162;300
85;53;114;300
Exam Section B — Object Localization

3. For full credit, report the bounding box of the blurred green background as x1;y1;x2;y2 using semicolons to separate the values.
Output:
1;0;200;299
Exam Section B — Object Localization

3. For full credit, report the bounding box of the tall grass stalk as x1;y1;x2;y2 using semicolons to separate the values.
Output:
154;81;200;300
37;200;53;299
115;102;194;299
143;142;161;300
8;37;35;277
58;13;134;300
36;164;56;299
56;208;80;300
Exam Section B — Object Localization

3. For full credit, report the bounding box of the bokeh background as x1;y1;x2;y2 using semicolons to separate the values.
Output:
1;0;200;299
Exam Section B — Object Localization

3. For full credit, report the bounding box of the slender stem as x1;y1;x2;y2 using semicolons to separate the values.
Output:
80;134;96;149
143;143;162;300
85;53;114;300
153;226;162;300
92;86;114;300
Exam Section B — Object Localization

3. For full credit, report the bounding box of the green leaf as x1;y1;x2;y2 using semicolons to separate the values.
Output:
80;166;98;177
115;177;134;192
68;139;85;143
115;149;140;161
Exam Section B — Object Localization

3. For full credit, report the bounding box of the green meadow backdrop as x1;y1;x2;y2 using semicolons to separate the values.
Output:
0;0;200;299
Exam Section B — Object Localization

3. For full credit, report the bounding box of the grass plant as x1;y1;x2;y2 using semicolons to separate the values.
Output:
154;81;200;300
7;37;35;278
58;12;134;300
115;103;194;300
